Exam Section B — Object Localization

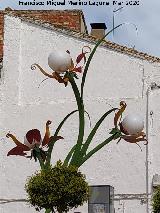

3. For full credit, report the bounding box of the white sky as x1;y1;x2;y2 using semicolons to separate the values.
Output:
0;0;159;57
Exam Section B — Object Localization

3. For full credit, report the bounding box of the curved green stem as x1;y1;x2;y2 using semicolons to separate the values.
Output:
78;133;119;167
54;109;78;137
35;149;45;170
63;144;76;166
45;109;78;168
69;76;85;166
81;24;123;99
80;108;117;158
85;110;92;127
44;25;124;169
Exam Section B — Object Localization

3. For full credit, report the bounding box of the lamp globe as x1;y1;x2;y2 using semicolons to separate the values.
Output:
48;50;72;73
121;114;144;135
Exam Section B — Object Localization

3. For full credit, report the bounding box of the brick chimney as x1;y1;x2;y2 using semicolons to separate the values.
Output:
90;23;107;39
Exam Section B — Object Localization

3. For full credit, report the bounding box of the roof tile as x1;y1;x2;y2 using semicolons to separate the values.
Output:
0;9;88;59
0;9;160;63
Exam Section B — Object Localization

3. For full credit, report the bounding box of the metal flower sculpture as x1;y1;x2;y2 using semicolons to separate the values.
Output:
6;23;147;171
6;120;63;162
27;23;147;170
111;101;147;149
31;46;91;87
5;24;147;213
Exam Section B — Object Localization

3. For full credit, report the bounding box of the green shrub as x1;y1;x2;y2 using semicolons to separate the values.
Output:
25;160;89;212
152;187;160;213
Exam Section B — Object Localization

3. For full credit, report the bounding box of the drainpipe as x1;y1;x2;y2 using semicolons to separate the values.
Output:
146;83;160;213
146;86;150;213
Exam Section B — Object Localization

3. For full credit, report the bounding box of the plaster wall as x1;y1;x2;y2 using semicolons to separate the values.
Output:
0;15;160;213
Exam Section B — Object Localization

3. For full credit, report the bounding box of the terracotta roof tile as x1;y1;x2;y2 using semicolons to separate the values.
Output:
0;9;88;59
0;9;160;63
2;8;87;33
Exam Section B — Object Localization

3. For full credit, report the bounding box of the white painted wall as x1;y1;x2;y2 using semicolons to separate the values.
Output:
1;14;160;213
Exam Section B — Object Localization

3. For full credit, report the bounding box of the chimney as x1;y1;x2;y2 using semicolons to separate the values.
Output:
90;23;107;39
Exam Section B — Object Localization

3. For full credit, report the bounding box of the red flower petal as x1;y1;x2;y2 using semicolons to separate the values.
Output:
7;144;30;156
26;129;41;144
72;67;82;73
42;120;52;146
122;134;148;144
76;53;86;64
114;101;127;127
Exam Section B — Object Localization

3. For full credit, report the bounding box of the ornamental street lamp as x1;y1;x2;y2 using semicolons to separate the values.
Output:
121;114;144;135
5;24;147;213
48;50;72;73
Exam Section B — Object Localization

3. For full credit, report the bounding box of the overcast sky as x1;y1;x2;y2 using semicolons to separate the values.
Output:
0;0;159;57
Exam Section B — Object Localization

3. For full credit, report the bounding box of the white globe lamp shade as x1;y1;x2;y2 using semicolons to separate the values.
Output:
121;114;144;135
48;51;72;73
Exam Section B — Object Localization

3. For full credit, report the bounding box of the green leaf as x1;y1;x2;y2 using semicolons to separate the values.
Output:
109;128;118;134
85;110;92;127
79;133;118;167
32;150;37;162
80;108;117;159
54;109;78;137
109;127;121;135
113;132;122;140
63;145;76;166
45;109;78;168
69;76;85;166
109;128;122;140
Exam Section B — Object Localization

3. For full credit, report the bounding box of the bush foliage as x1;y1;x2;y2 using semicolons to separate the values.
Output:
25;160;89;212
152;186;160;213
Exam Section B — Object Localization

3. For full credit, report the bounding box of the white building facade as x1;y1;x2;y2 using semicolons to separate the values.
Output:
1;14;160;213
